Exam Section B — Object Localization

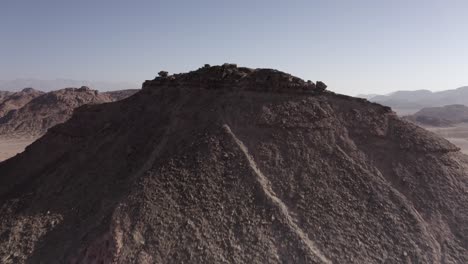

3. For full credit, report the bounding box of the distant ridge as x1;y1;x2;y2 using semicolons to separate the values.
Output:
405;104;468;127
0;78;138;92
363;86;468;113
0;87;137;138
0;88;44;117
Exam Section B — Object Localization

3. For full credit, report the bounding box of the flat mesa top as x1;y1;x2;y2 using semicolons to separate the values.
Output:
143;64;327;93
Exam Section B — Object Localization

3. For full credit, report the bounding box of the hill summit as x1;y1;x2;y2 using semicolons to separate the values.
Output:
0;65;467;263
143;63;328;93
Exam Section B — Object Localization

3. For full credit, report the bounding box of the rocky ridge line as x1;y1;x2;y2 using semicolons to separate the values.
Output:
143;64;328;94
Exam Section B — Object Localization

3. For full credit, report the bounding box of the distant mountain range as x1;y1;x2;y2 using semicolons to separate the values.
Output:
0;78;138;92
361;86;468;114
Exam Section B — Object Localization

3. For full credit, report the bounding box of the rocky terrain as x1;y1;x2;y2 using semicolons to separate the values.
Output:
402;105;468;154
0;91;13;102
0;87;138;162
0;65;467;263
405;104;468;127
0;88;44;118
0;87;113;138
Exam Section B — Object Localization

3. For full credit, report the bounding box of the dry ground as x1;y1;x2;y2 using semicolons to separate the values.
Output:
0;137;35;162
393;108;421;116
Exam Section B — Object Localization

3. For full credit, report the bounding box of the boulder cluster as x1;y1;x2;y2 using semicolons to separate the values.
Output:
143;64;327;94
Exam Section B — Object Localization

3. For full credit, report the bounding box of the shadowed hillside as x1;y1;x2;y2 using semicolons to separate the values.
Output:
0;65;467;263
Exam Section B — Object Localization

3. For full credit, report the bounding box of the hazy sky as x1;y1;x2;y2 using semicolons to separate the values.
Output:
1;0;468;95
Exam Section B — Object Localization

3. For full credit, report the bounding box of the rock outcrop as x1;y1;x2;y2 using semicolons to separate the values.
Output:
0;87;139;139
0;88;44;118
143;64;325;94
0;88;111;138
0;65;467;263
315;81;327;92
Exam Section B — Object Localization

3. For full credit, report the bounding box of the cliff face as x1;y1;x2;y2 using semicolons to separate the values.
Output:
0;65;467;263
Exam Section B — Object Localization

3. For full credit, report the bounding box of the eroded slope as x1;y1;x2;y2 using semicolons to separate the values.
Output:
0;65;466;263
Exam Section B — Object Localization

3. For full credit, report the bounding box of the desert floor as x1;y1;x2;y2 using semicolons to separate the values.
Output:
424;123;468;154
0;138;35;162
393;108;421;116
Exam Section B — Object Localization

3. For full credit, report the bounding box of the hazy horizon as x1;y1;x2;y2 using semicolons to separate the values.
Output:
0;78;139;92
2;0;468;95
2;76;468;96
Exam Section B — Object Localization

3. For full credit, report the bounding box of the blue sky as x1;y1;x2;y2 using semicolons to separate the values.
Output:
1;0;468;95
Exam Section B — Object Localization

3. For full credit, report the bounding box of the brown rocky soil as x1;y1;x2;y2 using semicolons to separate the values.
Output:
0;91;13;102
0;87;113;138
0;88;44;118
0;65;467;263
0;87;138;163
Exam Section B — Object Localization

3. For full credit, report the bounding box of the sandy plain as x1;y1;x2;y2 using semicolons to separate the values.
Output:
424;123;468;154
0;137;35;162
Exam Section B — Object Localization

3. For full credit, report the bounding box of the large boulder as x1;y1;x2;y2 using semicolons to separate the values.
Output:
316;81;327;92
158;71;169;78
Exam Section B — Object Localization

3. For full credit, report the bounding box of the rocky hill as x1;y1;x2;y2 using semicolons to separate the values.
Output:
0;87;112;138
0;91;13;102
0;88;44;118
0;65;467;263
405;104;468;127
